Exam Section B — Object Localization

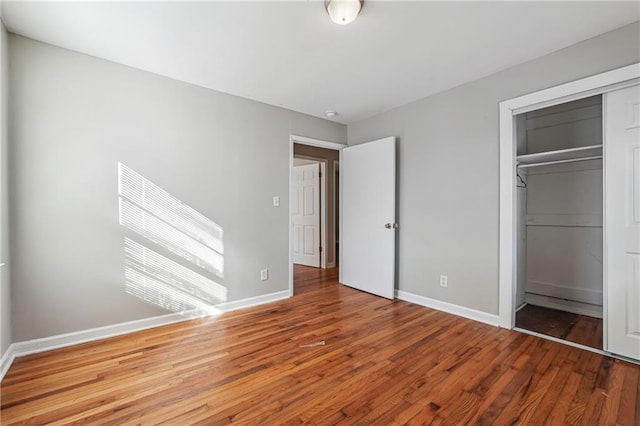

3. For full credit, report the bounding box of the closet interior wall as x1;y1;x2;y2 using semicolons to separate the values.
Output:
516;95;604;318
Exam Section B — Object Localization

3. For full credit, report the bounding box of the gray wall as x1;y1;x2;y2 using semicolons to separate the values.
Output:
348;22;640;315
9;35;346;341
1;22;10;355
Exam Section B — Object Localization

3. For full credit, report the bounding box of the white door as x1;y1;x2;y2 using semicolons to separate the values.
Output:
292;163;321;267
605;84;640;360
341;137;396;299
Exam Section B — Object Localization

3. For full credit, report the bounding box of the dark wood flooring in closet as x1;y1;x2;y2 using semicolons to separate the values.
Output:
516;304;603;350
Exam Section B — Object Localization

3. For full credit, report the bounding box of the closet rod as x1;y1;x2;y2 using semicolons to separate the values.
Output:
517;155;602;169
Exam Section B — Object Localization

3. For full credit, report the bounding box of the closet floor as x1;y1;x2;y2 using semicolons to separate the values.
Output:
516;304;603;350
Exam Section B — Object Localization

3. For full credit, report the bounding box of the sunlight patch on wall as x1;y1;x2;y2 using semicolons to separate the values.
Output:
126;268;221;317
119;163;223;254
119;199;223;276
118;162;226;315
125;238;225;315
118;163;224;277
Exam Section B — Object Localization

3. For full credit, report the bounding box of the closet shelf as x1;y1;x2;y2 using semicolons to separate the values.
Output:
517;144;602;167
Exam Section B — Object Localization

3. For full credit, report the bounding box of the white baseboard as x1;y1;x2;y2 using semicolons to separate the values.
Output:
526;280;603;305
215;290;289;313
327;262;335;268
525;293;603;318
0;344;17;383
0;290;289;382
395;290;500;327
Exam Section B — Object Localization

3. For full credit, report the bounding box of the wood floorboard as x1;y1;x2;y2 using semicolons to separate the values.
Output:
515;303;603;349
1;265;639;425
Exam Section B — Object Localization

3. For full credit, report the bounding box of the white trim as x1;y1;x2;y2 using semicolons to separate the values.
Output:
396;290;500;327
320;161;327;269
524;293;603;319
339;149;343;283
289;135;346;295
602;92;609;352
514;327;602;353
499;101;516;328
290;135;347;151
502;64;640;115
0;344;17;382
333;159;340;271
499;63;640;330
513;327;639;366
0;290;289;382
525;280;603;306
215;290;289;312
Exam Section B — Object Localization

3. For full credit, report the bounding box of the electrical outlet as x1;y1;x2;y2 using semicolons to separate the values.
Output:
260;269;269;281
439;275;448;288
272;196;280;207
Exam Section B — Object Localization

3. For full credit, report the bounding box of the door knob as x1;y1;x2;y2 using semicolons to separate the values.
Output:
385;223;397;229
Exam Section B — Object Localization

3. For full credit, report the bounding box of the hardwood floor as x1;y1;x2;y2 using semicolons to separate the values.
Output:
1;265;639;425
516;304;604;350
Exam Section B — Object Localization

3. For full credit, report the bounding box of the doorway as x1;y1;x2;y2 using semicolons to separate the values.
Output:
289;135;398;300
292;158;323;268
289;136;345;296
512;95;604;351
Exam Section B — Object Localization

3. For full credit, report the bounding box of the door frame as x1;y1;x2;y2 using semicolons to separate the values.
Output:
498;63;640;334
289;135;347;296
333;159;340;268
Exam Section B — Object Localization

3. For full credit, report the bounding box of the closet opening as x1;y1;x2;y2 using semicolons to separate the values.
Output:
513;95;604;351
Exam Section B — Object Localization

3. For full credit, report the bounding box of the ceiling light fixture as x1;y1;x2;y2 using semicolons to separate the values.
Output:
325;0;363;25
325;111;338;118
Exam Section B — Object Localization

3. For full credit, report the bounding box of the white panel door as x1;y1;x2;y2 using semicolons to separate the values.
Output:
292;163;320;267
605;84;640;360
341;137;396;299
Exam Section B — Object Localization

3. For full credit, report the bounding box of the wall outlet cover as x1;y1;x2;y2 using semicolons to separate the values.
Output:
439;275;448;288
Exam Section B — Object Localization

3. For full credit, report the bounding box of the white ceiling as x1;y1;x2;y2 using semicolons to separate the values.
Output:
2;1;638;124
